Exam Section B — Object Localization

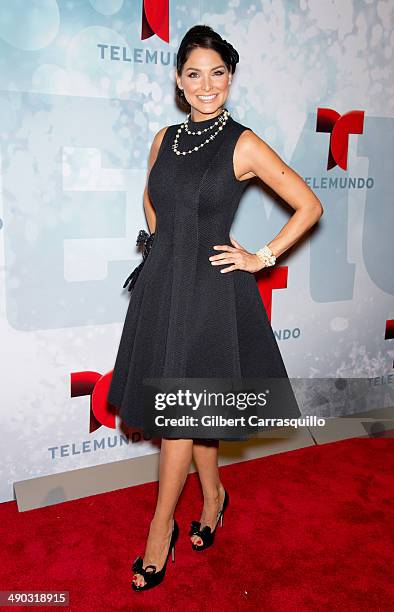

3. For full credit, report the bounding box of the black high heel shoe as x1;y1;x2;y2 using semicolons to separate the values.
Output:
131;518;179;591
189;489;229;551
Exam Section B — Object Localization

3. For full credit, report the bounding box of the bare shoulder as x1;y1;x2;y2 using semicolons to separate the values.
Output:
234;128;289;182
233;129;262;181
236;128;271;155
148;125;169;169
151;125;169;154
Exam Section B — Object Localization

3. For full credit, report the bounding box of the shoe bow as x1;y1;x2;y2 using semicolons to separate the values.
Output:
189;520;212;537
132;556;157;577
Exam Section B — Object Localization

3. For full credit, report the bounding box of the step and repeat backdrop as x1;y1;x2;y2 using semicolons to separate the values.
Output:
0;0;393;503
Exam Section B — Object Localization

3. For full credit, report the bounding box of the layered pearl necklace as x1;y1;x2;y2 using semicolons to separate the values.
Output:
172;108;230;156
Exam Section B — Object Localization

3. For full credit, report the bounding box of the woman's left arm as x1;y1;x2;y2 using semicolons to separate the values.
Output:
210;130;324;273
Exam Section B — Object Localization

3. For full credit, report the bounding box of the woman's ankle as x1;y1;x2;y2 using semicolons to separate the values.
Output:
203;481;225;504
150;514;173;533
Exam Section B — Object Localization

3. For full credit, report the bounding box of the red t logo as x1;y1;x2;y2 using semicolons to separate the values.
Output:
316;108;364;170
141;0;169;43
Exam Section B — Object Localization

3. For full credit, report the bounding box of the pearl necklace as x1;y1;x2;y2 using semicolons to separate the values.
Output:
172;108;230;156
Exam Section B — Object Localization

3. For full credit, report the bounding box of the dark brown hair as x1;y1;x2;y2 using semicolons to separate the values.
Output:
175;25;240;111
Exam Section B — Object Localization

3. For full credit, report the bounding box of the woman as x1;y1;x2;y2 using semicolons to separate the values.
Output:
107;25;323;591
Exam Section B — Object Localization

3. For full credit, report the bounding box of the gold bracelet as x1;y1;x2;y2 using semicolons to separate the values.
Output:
255;244;276;267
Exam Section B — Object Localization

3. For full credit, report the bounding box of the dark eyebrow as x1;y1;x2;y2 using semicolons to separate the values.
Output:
185;65;226;71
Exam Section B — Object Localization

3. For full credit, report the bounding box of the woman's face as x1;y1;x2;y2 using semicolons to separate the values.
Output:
176;47;231;118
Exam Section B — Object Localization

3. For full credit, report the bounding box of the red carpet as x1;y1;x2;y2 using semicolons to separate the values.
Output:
1;437;393;611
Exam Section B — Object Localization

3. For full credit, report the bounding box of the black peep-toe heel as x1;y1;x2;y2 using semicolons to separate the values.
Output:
189;489;229;551
131;518;179;591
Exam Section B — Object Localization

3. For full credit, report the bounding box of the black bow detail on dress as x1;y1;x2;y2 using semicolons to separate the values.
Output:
123;229;155;292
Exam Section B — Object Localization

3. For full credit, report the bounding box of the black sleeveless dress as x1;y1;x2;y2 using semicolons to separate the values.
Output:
107;111;301;439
